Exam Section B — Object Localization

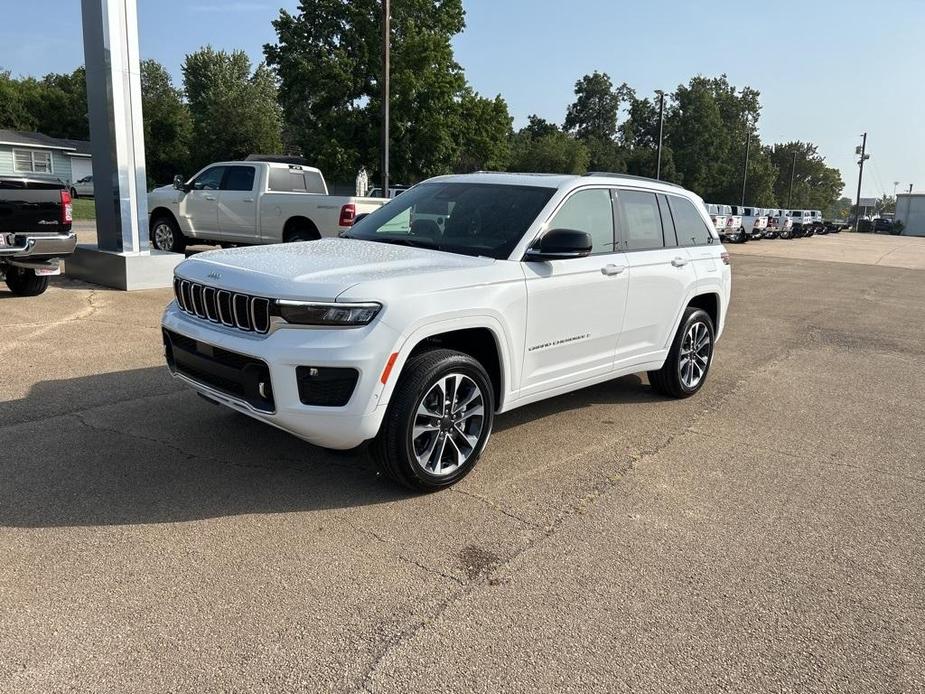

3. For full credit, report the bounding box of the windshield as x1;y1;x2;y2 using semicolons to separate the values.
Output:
345;182;556;259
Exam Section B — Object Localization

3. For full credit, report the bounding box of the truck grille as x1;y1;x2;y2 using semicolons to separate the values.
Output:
173;278;271;334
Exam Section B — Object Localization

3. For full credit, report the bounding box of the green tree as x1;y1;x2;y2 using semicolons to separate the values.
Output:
183;47;282;168
266;0;501;184
509;127;589;174
825;196;853;219
13;68;89;139
563;71;632;171
0;70;35;131
767;142;843;209
141;59;192;185
453;90;512;173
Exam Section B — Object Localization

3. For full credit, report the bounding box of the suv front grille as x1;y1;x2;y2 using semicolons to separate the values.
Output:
174;277;271;334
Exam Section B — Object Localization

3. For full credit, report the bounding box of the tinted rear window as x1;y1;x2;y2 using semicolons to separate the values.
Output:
668;195;714;247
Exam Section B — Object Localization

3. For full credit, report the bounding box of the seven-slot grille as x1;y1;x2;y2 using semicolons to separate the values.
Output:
173;277;271;334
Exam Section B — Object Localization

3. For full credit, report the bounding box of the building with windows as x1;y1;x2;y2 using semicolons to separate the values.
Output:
0;129;92;190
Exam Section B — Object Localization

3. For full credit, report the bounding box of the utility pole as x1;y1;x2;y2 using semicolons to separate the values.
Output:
854;132;868;231
787;151;797;208
655;91;665;180
740;128;752;206
381;0;390;196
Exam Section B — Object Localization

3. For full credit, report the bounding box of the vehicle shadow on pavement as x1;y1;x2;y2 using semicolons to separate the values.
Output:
0;368;664;528
493;373;665;433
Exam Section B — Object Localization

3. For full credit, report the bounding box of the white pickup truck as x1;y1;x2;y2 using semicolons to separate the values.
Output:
731;206;768;240
148;161;389;252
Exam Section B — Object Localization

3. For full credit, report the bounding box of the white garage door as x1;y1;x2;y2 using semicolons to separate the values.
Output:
70;156;92;182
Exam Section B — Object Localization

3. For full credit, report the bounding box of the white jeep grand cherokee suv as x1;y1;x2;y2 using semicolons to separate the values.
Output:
162;173;731;490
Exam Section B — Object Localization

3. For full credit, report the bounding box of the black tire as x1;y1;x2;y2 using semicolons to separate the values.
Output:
5;267;49;296
372;349;495;491
150;215;186;253
284;221;321;243
69;187;77;198
780;228;792;239
648;307;715;399
736;229;747;243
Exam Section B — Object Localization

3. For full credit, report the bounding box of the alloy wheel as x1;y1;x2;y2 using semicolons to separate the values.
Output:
153;223;174;250
410;373;485;477
679;321;712;390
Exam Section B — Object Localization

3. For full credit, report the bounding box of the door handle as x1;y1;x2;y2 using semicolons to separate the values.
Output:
204;195;216;201
671;257;688;267
601;264;626;276
243;198;254;203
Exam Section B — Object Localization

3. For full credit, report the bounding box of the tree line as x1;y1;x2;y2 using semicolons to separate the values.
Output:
0;0;845;211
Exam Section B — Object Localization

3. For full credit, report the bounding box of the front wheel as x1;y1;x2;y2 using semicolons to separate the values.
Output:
5;267;49;296
736;229;747;243
372;349;494;491
648;307;715;399
151;216;186;253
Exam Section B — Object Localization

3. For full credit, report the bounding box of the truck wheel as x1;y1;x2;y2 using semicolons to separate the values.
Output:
780;229;791;239
5;267;50;296
151;216;186;253
648;307;715;399
372;349;494;491
736;229;747;243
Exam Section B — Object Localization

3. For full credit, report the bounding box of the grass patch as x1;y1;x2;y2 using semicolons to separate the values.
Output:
71;198;96;221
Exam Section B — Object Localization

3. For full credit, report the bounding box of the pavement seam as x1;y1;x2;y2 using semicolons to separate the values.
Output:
354;334;813;692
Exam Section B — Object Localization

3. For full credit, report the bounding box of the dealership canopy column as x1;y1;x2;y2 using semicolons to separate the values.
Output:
67;0;182;289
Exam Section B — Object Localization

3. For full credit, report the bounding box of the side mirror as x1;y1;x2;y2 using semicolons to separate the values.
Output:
524;228;593;261
173;174;187;192
352;212;369;226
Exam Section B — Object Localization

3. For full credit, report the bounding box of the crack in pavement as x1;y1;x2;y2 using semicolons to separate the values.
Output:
352;336;813;693
0;289;102;356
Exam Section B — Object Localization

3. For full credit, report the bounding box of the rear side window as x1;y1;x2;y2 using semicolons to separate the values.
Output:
548;188;615;254
668;196;714;247
222;166;256;192
619;190;664;251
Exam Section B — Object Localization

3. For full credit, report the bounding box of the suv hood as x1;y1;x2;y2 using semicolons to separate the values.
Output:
174;238;496;301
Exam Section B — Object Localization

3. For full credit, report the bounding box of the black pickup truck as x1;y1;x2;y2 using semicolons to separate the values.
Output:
0;176;78;296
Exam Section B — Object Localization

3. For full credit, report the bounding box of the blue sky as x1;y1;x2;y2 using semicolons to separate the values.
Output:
2;0;922;198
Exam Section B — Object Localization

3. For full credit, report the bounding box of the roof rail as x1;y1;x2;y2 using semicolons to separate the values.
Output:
583;171;684;188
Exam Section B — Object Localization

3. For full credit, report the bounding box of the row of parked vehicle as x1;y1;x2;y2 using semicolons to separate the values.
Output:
704;205;848;243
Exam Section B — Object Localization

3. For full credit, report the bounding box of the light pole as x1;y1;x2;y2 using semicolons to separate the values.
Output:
740;118;753;206
854;132;869;231
381;0;390;195
787;150;797;208
655;90;665;180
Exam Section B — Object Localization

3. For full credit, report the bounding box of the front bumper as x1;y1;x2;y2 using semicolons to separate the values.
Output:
0;231;77;259
161;303;401;449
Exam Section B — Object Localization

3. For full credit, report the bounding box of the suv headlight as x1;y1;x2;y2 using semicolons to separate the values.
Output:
277;301;381;326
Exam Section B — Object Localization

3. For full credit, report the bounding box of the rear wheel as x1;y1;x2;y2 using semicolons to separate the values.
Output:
5;267;49;296
736;228;748;243
648;307;715;399
372;349;494;491
151;216;186;253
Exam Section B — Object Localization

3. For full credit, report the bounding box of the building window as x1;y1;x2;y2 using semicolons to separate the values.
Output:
13;149;54;174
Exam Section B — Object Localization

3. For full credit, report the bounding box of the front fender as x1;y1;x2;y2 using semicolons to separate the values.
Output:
375;312;517;412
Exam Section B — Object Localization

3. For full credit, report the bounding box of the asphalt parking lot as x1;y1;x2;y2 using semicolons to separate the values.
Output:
2;233;924;692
